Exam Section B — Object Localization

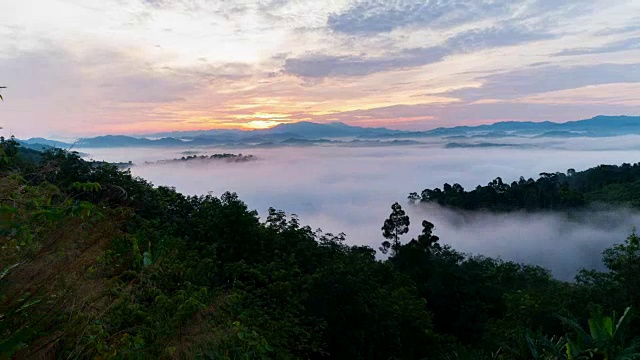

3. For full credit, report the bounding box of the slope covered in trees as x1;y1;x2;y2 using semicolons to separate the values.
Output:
410;163;640;211
146;153;257;165
2;137;640;359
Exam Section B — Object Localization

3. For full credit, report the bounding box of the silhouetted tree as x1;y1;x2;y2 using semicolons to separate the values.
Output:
380;202;410;255
408;192;420;204
416;220;440;251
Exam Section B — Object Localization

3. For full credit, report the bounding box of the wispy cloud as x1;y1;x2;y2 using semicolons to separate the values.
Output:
447;63;640;101
283;47;448;78
555;36;640;56
0;0;638;136
326;0;516;34
283;24;552;78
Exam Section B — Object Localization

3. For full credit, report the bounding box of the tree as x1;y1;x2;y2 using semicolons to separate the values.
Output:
416;220;440;251
601;229;640;304
380;202;410;255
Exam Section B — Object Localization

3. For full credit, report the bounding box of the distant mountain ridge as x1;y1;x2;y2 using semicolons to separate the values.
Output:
16;138;73;151
260;121;405;137
361;115;640;139
27;115;640;148
422;115;640;138
143;121;404;139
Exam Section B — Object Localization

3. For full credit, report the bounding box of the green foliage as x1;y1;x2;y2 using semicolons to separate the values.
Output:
3;141;640;358
413;163;640;211
562;307;640;359
0;137;20;169
150;153;257;165
71;181;102;192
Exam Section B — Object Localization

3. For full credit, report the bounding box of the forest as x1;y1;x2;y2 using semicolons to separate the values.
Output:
2;136;640;359
410;163;640;211
147;153;257;166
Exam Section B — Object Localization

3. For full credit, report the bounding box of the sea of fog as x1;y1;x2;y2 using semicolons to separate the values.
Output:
80;137;640;280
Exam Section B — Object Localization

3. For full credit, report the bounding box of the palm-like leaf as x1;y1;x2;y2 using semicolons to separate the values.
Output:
561;307;640;359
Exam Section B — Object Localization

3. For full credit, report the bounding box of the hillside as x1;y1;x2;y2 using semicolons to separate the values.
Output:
3;137;640;359
411;162;640;211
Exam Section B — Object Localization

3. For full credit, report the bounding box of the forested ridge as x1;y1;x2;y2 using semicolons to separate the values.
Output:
410;163;640;211
2;136;640;359
147;153;257;166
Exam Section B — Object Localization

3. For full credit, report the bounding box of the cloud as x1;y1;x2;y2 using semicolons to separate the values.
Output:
2;0;639;135
448;63;640;101
142;0;171;8
99;74;193;103
410;204;639;280
554;36;640;56
445;25;553;52
306;100;640;129
83;142;640;280
283;47;447;77
595;21;640;35
140;0;207;13
0;47;83;100
327;0;515;34
516;83;640;106
283;25;550;78
325;0;596;35
284;55;397;78
0;44;257;136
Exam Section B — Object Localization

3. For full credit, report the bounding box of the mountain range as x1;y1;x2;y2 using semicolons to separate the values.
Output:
19;115;640;149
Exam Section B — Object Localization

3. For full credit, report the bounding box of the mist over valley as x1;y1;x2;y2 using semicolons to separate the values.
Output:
80;138;640;280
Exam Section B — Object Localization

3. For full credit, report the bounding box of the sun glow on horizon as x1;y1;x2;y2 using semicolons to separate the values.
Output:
243;120;285;129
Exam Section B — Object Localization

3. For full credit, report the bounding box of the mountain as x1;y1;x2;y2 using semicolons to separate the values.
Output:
141;128;246;138
27;115;640;148
444;142;531;149
421;115;640;138
143;121;404;140
23;137;74;148
71;122;407;147
76;135;187;147
17;139;71;152
260;121;405;138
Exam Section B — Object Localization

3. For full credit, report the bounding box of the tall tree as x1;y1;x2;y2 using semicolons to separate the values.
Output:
416;220;440;251
380;202;410;255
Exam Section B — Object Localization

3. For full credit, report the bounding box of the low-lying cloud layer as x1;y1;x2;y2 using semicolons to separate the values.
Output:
83;139;640;280
411;204;638;280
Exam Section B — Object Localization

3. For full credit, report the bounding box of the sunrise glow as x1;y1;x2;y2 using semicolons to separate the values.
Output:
0;0;638;138
244;120;284;129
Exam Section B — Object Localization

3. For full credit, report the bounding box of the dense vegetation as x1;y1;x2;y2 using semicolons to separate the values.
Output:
2;137;640;359
410;163;640;211
147;153;257;165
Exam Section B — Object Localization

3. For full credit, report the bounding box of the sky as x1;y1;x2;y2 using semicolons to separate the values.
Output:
1;0;639;137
